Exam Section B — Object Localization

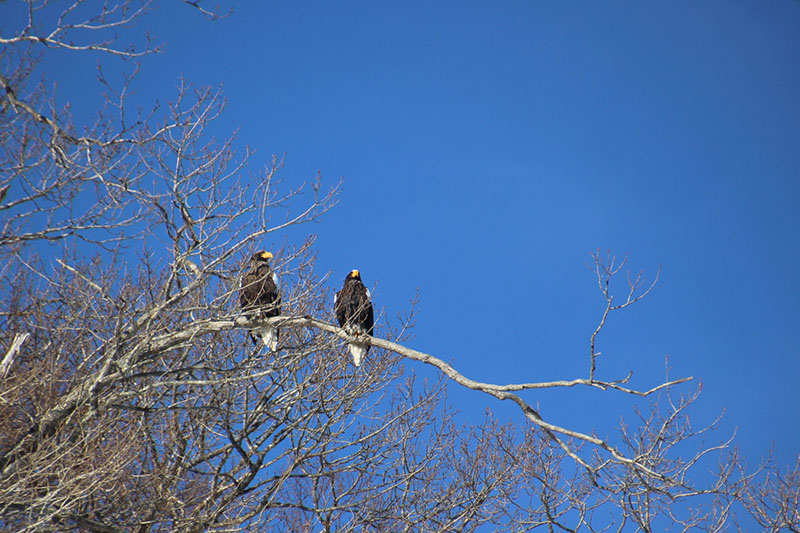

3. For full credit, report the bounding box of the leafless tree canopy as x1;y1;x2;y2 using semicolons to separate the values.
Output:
1;2;798;531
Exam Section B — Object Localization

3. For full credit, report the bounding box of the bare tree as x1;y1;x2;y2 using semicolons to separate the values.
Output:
1;1;797;531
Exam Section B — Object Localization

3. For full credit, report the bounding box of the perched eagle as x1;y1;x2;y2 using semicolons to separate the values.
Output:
334;269;374;367
240;251;281;351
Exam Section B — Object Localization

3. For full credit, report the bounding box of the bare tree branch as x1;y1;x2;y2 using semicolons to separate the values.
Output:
1;2;789;530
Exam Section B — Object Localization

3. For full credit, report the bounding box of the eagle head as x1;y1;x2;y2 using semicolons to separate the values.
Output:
347;269;361;281
254;251;273;262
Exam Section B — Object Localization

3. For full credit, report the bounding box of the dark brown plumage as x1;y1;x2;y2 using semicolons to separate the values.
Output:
240;251;281;350
334;269;374;366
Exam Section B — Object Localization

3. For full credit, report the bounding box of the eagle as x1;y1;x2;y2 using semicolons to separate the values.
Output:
334;269;374;367
240;251;281;351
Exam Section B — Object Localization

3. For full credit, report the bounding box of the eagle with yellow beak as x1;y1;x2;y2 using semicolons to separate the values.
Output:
334;269;374;366
240;251;281;351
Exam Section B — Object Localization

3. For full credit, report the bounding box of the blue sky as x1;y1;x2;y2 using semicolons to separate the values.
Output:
8;0;800;472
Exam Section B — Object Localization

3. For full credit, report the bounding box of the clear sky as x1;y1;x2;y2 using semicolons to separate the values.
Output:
7;0;800;473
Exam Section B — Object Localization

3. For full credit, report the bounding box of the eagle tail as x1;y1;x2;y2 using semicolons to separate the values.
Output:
348;343;367;367
257;326;279;352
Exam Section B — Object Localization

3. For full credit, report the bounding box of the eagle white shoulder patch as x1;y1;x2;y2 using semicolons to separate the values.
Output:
365;287;371;299
271;271;280;290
